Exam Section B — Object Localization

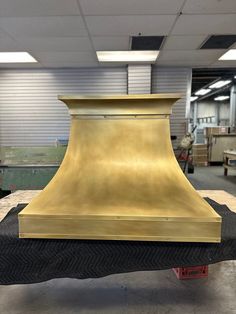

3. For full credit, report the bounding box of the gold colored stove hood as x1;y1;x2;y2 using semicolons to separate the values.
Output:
18;94;221;242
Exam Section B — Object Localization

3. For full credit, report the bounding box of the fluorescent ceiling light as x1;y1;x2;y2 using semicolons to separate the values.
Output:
96;50;159;63
0;52;37;63
190;96;198;102
214;95;230;101
219;49;236;60
209;80;231;89
195;89;211;96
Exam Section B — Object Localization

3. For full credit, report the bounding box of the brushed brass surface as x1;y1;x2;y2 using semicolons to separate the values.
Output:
18;94;221;242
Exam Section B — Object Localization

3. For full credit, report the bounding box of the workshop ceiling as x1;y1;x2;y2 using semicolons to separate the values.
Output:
0;0;236;68
191;68;236;94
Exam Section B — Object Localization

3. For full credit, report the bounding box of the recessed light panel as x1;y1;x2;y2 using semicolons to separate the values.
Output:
96;51;159;63
219;49;236;60
190;96;198;102
0;52;37;63
214;96;230;101
195;89;211;96
209;80;231;89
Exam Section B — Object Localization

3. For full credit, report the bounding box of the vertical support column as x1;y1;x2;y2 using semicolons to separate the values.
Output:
216;103;220;126
186;70;192;132
127;65;151;94
193;101;198;143
230;85;236;128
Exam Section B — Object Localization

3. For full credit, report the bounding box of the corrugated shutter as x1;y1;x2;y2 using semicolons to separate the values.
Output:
0;68;127;146
128;65;151;94
152;67;191;146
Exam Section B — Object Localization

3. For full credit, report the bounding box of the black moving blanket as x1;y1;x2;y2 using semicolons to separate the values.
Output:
1;198;236;285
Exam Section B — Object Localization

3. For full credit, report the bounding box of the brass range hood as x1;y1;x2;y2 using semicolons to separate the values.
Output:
18;94;221;243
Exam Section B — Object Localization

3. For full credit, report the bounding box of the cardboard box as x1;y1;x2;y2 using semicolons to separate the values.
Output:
204;127;230;137
193;161;208;167
192;144;207;155
192;148;208;155
193;155;208;162
192;144;207;149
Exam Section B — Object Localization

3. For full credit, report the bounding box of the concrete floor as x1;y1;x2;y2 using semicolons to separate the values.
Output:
188;166;236;197
1;166;236;314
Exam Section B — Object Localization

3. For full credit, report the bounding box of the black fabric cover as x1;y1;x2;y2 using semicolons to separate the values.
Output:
1;198;236;285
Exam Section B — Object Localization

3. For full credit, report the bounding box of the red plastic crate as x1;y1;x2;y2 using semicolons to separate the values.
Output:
172;265;208;280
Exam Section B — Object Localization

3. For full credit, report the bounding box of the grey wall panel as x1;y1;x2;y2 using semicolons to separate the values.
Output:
0;68;127;146
152;67;192;146
219;103;230;122
128;65;151;94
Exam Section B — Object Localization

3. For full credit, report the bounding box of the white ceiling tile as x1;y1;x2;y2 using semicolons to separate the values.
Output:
183;0;236;14
40;61;99;68
0;28;8;37
92;36;130;50
172;14;236;35
156;60;212;66
211;60;236;67
158;49;224;62
80;0;184;15
0;16;87;37
0;62;43;68
0;35;22;51
33;51;97;63
19;37;93;52
0;0;81;17
163;35;206;50
85;15;177;36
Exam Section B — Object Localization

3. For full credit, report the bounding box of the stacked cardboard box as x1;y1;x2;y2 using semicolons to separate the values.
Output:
192;144;208;166
204;126;230;138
